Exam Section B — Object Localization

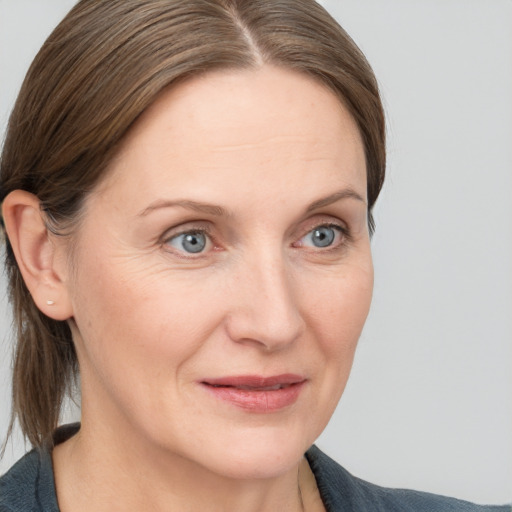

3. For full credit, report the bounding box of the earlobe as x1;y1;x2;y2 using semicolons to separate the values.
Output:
2;190;74;321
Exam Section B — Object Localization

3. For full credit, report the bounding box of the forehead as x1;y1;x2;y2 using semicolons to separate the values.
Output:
97;65;366;209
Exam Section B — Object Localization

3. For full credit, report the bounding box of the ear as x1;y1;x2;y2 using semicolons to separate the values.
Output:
2;190;74;321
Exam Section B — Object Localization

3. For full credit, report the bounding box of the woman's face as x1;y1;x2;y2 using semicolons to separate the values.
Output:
64;66;373;479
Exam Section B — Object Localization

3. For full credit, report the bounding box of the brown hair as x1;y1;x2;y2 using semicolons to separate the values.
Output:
0;0;385;448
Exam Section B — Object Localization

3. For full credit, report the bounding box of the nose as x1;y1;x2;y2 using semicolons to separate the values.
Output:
225;251;305;351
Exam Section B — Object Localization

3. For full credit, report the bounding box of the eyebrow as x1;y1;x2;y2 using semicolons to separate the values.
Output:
305;189;366;212
138;188;366;218
138;199;227;217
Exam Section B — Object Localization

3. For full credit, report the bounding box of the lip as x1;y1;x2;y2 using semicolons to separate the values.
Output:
200;374;306;413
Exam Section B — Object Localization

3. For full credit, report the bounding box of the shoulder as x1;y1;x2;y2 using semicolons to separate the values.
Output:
0;449;41;511
0;446;59;512
306;445;511;512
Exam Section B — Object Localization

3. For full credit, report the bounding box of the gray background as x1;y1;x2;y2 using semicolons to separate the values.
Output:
1;0;511;505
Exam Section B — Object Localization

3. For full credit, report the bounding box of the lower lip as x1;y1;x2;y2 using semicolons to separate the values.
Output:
201;382;305;413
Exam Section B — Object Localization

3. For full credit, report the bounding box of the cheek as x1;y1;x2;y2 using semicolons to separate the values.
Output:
68;255;227;435
69;245;229;387
305;257;374;346
302;258;373;414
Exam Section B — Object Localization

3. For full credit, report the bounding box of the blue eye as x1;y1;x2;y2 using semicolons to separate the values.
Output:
302;225;341;248
168;231;208;254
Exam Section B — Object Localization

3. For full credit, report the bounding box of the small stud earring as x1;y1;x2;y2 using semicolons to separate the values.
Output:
46;300;55;306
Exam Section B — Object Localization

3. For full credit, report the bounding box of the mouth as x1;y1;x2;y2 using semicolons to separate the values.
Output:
209;383;294;391
200;374;306;412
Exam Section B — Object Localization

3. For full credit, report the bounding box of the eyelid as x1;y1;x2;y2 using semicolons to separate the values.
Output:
161;222;213;242
294;220;352;250
160;223;217;258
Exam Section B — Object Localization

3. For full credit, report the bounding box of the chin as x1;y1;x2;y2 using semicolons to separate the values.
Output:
203;443;307;481
173;422;317;481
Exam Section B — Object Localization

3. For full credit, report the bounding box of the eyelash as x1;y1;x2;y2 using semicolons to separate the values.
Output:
161;221;351;258
161;226;216;259
294;222;351;251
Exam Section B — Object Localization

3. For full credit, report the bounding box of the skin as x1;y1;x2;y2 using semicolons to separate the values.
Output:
5;65;373;511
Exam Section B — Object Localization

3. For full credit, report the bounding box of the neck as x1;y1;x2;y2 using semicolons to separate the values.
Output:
52;420;311;512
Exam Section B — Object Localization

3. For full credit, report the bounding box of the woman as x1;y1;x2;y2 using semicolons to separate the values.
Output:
0;1;509;511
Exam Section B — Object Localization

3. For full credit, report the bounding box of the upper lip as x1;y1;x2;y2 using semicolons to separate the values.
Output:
201;374;306;390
